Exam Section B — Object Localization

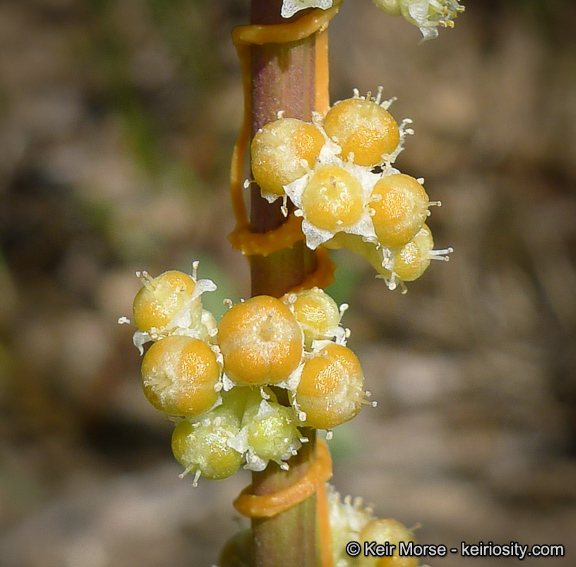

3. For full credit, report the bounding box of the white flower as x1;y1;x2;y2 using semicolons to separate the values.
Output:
372;0;465;41
281;0;335;19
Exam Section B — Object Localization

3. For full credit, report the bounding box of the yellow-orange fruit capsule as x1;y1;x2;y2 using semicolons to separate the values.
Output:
323;96;399;166
141;335;220;417
358;518;418;567
388;223;434;282
331;229;451;291
295;343;364;429
282;287;342;349
218;296;303;386
133;270;199;332
171;411;242;485
370;174;429;249
251;117;325;198
300;165;365;232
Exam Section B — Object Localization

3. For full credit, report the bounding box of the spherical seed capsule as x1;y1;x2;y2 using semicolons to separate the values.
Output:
132;267;217;344
300;165;365;232
171;410;242;485
358;518;418;567
285;163;379;250
251;117;325;198
239;393;302;471
387;223;434;282
295;343;364;429
378;224;452;291
282;287;343;349
323;96;400;166
218;296;303;386
326;220;451;291
133;270;199;333
370;174;429;249
141;335;220;416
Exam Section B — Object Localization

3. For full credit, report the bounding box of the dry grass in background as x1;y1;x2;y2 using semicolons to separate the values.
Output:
1;1;575;565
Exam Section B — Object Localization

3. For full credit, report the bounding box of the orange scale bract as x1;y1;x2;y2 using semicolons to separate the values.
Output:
296;343;364;429
141;335;220;417
218;296;303;386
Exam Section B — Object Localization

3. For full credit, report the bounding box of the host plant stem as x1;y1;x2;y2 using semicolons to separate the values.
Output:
248;1;320;566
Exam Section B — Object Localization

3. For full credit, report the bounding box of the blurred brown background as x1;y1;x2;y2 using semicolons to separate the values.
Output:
1;0;575;565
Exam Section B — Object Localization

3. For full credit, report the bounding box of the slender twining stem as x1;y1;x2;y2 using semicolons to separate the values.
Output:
248;1;321;565
249;1;318;299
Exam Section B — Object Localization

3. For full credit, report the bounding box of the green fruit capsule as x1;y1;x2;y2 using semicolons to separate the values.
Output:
171;408;242;485
240;395;302;471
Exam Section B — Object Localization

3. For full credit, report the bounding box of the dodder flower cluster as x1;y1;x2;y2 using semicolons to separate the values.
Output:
372;0;465;42
122;266;371;485
250;88;452;292
281;0;464;42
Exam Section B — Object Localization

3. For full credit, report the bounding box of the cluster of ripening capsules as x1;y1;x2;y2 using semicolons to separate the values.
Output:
250;87;452;291
120;263;374;486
